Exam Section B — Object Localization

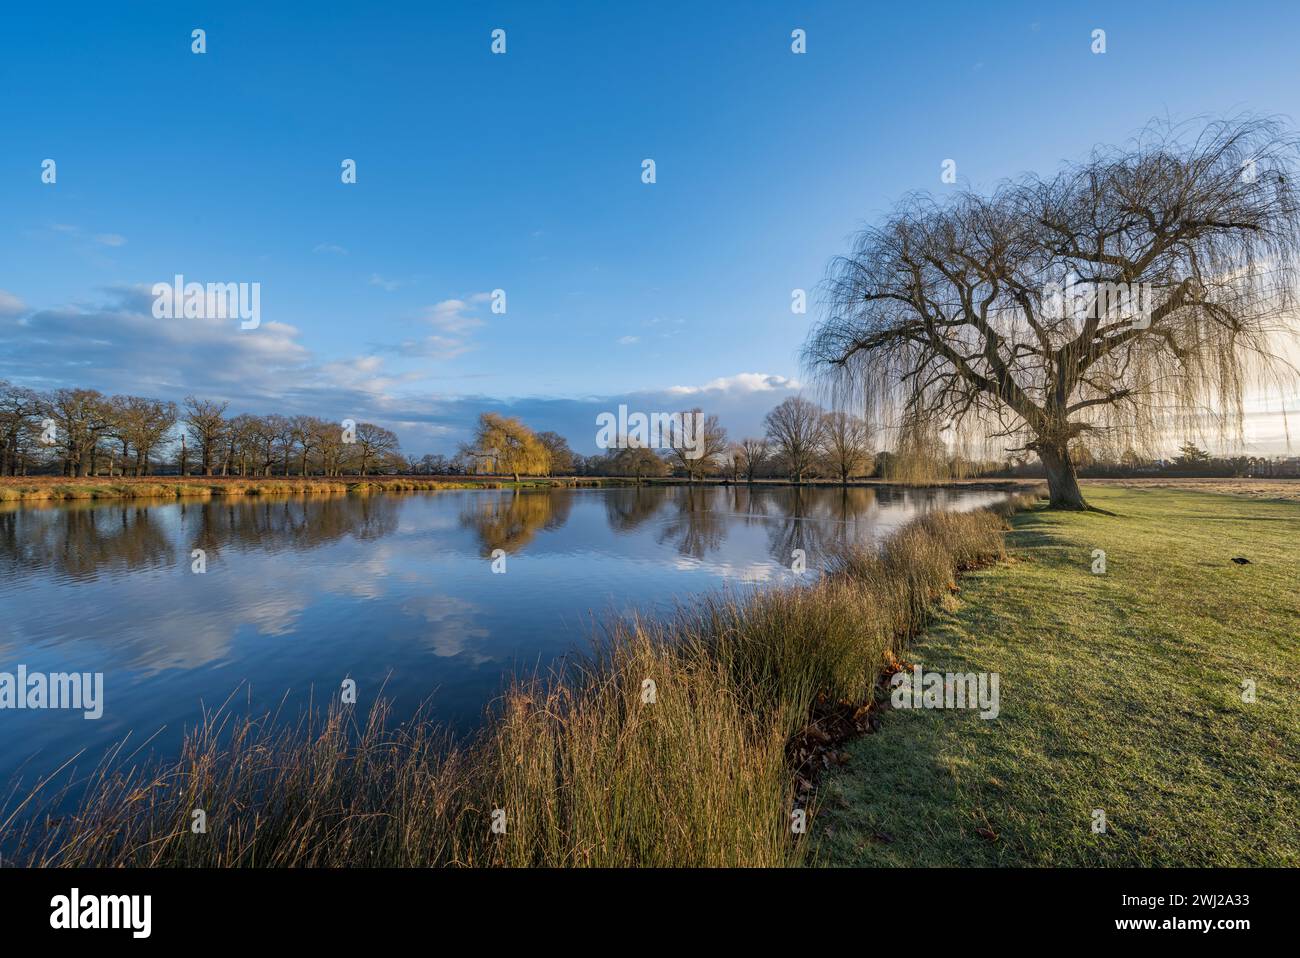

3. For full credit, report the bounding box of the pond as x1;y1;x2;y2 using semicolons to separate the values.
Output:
0;484;1008;788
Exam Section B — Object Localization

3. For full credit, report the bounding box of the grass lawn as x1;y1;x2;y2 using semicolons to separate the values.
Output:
812;486;1300;866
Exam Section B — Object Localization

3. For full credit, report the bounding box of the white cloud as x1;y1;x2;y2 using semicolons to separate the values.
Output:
0;289;809;456
94;233;127;247
617;335;639;345
422;298;486;335
313;243;348;255
317;354;407;395
395;335;474;361
666;372;800;396
400;594;492;659
390;294;497;361
0;290;25;317
369;273;402;291
0;285;310;400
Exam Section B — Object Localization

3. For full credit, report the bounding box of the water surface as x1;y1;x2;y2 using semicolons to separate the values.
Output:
0;484;1006;785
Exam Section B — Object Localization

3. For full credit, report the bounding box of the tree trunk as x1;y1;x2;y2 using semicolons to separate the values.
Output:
1038;440;1087;509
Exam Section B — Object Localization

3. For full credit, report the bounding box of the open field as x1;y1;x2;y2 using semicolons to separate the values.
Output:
813;486;1300;866
1081;477;1300;502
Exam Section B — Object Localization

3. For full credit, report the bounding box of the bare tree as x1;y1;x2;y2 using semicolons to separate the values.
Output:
764;396;826;483
536;431;575;475
739;436;769;482
666;408;728;481
112;396;177;476
807;117;1300;508
244;415;281;476
723;443;746;481
270;416;297;476
184;396;230;476
314;418;346;477
290;416;329;476
0;382;41;476
353;422;400;476
226;414;260;476
822;409;874;483
45;388;113;476
612;446;668;481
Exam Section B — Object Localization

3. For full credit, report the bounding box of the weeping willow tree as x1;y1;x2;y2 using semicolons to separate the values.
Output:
459;412;551;482
805;117;1300;508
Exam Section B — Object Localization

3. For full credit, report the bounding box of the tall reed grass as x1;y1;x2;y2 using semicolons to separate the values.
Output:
0;476;603;505
2;492;1040;867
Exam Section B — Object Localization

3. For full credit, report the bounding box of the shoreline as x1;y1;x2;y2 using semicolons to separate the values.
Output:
0;474;1043;508
1;491;1041;867
0;475;615;506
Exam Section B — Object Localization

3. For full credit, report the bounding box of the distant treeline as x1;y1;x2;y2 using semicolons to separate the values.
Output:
4;382;1294;481
993;442;1300;479
0;383;401;478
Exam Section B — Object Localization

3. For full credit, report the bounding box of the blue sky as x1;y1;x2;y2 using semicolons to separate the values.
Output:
2;1;1299;454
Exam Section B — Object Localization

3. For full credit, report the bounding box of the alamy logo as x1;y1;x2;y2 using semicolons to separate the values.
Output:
595;405;704;458
1042;272;1155;329
890;664;1000;719
151;274;261;329
0;666;103;719
50;889;151;938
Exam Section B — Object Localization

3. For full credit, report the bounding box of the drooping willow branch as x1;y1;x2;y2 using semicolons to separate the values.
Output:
805;116;1300;465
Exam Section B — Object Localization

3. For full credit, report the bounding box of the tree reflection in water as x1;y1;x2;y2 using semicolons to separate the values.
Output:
0;495;401;582
2;484;979;582
458;488;573;556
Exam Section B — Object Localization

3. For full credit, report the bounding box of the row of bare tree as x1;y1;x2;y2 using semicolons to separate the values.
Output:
748;398;875;483
406;403;880;484
0;382;402;478
567;398;879;483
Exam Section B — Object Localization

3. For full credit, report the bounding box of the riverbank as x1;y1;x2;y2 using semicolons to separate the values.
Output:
812;486;1300;866
645;476;1041;493
0;475;615;505
0;474;1039;507
2;492;1039;866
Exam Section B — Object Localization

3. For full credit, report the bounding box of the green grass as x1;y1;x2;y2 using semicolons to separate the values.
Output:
812;487;1300;867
